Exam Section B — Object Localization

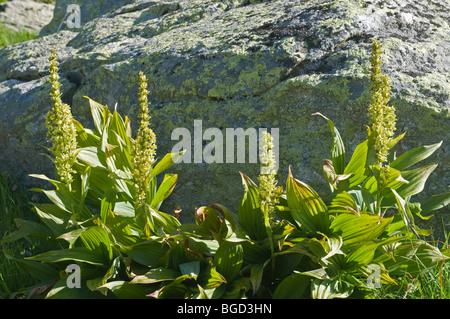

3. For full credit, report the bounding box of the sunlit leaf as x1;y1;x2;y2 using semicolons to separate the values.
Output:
330;212;393;247
27;247;108;266
420;192;450;214
286;168;329;235
237;172;265;240
328;191;360;215
313;113;345;174
390;141;442;171
311;278;353;299
130;267;180;284
344;140;369;188
150;174;178;209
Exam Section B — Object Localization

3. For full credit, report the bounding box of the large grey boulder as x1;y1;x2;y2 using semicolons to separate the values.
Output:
0;0;448;226
0;0;55;33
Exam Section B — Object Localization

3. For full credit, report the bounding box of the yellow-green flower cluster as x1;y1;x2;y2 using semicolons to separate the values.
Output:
258;131;282;216
368;40;397;165
45;50;78;186
131;71;157;207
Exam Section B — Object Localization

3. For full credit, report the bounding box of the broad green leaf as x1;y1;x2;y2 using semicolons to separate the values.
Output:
46;278;109;299
344;139;369;188
221;277;251;299
345;242;381;268
363;166;407;195
274;248;305;278
197;266;227;290
420;192;450;214
112;174;134;201
250;259;270;295
0;218;52;243
311;278;353;299
390;141;442;171
397;163;438;198
328;191;360;215
330;212;393;246
57;228;86;248
274;241;318;262
109;131;133;173
85;97;109;134
103;209;137;246
179;261;201;279
41;188;73;214
130;267;180;284
322;159;352;191
74;119;101;147
41;184;93;221
237;172;265;240
101;189;117;222
214;241;243;282
113;201;135;218
377;240;449;276
79;165;91;202
149;207;181;234
32;204;70;236
157;279;190;299
196;285;210;299
125;239;169;267
150;174;178;208
273;273;311;299
309;235;344;261
286;168;329;235
313;113;345;174
111;109;132;150
386;132;406;150
79;226;114;262
359;187;377;214
28;174;61;189
76;147;107;168
390;189;417;237
27;247;108;266
87;257;123;294
209;203;238;233
150;151;185;179
99;281;150;299
383;163;438;203
241;240;270;265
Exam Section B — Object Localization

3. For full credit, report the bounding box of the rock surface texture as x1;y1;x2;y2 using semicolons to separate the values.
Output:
0;0;448;222
0;0;55;33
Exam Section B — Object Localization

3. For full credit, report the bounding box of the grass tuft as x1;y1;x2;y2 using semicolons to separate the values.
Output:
0;173;40;298
0;23;37;48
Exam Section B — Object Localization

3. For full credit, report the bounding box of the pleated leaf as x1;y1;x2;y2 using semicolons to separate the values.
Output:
313;113;345;174
237;172;266;240
286;168;329;235
390;141;442;171
330;212;393;246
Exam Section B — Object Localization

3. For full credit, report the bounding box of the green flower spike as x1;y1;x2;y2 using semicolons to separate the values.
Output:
131;71;157;208
258;131;282;219
368;40;397;166
258;131;282;273
45;49;78;187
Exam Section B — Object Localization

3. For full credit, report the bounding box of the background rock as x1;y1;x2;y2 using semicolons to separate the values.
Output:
0;0;55;33
0;0;448;231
